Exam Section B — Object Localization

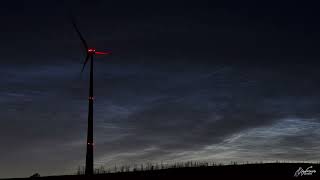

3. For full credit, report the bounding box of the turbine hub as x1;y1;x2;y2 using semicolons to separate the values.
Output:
88;48;96;54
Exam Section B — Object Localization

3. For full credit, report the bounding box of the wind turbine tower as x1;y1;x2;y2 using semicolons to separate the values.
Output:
71;18;111;175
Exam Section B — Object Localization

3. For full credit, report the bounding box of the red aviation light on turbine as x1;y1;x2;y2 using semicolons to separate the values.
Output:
87;48;96;54
87;48;111;55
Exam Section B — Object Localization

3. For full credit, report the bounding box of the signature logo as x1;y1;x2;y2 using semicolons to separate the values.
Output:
294;166;316;177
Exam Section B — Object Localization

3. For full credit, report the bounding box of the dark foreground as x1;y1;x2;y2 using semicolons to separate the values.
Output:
4;163;320;180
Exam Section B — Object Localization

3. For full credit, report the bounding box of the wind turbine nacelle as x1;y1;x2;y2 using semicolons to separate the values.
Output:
88;48;96;54
88;48;111;55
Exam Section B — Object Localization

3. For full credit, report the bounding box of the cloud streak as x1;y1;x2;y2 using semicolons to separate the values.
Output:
1;58;320;177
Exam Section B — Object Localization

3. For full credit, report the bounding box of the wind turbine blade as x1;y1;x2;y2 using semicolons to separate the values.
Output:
81;54;90;73
71;16;89;51
95;51;112;55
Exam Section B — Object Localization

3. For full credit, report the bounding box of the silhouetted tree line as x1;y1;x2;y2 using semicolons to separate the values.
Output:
75;160;320;175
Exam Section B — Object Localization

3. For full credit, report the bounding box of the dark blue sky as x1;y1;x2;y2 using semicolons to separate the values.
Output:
1;0;320;178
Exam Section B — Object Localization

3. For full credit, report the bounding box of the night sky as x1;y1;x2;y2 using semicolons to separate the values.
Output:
1;0;320;178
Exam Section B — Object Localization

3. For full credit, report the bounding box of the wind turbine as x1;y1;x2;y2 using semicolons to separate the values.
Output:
71;18;111;175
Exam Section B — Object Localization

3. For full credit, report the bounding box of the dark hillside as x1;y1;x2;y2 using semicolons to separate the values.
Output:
3;163;319;180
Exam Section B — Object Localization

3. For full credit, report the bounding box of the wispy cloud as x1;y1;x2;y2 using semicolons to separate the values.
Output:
1;61;320;177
